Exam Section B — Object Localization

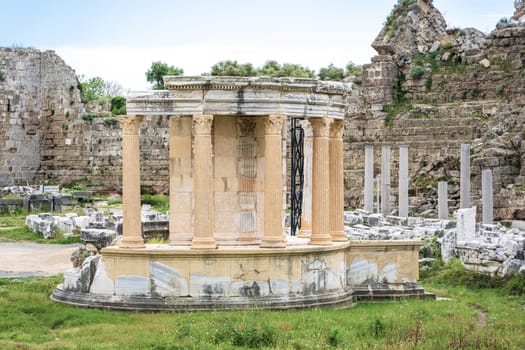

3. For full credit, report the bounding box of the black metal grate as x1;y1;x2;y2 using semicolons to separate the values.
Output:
290;118;304;236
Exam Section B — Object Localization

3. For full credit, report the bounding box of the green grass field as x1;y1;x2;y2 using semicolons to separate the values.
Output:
0;261;524;349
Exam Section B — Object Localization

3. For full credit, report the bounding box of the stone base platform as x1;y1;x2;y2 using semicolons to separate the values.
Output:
52;239;430;311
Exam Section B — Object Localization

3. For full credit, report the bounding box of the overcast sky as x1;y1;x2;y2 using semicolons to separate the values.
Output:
0;0;515;91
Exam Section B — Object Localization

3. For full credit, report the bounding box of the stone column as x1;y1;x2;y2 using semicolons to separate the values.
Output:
191;114;216;250
364;145;374;212
482;169;493;225
381;146;391;217
460;144;470;209
238;117;258;244
309;117;333;246
398;146;409;218
169;116;193;245
376;175;381;213
329;119;346;241
119;115;145;249
299;120;313;237
438;181;448;220
260;115;287;248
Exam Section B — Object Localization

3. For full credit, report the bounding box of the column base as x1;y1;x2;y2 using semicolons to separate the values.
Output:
308;235;333;246
238;232;260;245
191;237;217;250
260;237;286;248
330;230;347;242
298;229;311;238
120;237;145;249
169;232;193;246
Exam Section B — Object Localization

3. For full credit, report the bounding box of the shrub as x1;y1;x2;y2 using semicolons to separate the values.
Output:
496;85;504;95
111;96;127;115
103;117;118;126
409;65;425;79
81;113;97;121
0;70;4;81
65;111;70;118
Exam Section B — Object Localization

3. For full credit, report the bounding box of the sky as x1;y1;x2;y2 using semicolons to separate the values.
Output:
0;0;516;91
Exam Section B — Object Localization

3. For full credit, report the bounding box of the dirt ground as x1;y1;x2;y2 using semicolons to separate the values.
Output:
0;242;78;277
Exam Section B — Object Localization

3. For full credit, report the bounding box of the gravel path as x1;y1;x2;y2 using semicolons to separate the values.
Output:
0;242;79;278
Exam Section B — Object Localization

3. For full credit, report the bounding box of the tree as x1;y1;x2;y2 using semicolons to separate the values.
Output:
345;61;363;77
79;76;105;103
146;61;184;90
104;80;124;96
318;63;345;81
256;60;315;78
210;60;256;76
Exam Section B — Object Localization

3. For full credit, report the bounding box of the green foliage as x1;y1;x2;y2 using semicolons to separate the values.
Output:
146;61;184;89
384;0;417;36
110;96;126;115
0;70;4;81
0;273;524;349
496;85;504;95
211;60;256;76
81;113;97;121
267;62;315;78
103;117;118;126
65;111;70;118
147;236;170;244
499;17;509;24
409;65;425;79
345;61;363;77
79;76;105;103
141;194;169;212
0;226;80;244
318;63;345;81
214;315;277;348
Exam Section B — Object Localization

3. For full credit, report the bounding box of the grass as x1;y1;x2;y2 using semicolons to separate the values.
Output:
0;216;80;244
0;262;523;349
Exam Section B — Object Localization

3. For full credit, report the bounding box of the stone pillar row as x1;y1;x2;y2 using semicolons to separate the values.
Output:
119;114;346;250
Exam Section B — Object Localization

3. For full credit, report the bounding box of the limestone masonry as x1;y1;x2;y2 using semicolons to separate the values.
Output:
0;0;524;220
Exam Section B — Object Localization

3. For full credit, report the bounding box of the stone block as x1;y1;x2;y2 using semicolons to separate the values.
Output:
115;276;150;296
150;262;188;297
456;207;476;242
189;275;230;297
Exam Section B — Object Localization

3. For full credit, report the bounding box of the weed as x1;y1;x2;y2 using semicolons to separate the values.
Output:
0;70;4;81
409;65;425;79
103;117;118;127
141;194;169;212
496;85;504;95
81;113;97;121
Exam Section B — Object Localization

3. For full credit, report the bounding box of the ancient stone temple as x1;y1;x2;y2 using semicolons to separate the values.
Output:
52;77;427;311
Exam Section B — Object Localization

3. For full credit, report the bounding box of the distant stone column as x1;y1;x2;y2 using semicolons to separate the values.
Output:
329;119;346;242
191;114;216;250
381;146;391;216
438;181;448;220
309;117;333;246
299;120;313;237
364;145;374;212
398;145;409;218
460;144;470;209
261;115;287;248
169;116;193;245
482;169;494;225
119;115;145;249
376;175;381;213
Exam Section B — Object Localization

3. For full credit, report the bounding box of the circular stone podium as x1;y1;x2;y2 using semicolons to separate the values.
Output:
52;77;427;311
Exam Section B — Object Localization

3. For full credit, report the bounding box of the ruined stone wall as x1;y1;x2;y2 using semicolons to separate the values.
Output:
344;0;525;221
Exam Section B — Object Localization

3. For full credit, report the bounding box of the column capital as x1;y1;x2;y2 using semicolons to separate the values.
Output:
309;117;333;138
119;115;144;135
193;114;214;135
329;119;345;138
264;115;286;135
238;117;257;137
298;119;313;137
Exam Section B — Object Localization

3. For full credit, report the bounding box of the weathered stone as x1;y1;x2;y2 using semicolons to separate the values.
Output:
456;207;476;242
80;229;117;250
115;276;150;296
150;261;188;297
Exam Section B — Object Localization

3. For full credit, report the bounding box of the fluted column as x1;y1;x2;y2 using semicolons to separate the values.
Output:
329;119;346;242
309;117;333;246
169;116;193;245
191;114;216;250
260;115;286;248
119;115;144;249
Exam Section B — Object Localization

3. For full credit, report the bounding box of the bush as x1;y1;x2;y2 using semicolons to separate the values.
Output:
111;96;127;115
103;117;118;126
81;113;97;121
0;70;4;81
409;65;425;79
